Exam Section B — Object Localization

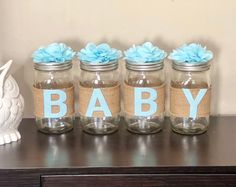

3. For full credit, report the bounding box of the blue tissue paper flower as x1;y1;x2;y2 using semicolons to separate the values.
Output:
78;43;122;64
32;43;75;63
169;43;213;64
124;42;167;63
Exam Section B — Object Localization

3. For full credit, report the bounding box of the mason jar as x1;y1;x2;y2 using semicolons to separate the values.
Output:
124;60;165;134
170;61;211;135
78;60;121;135
33;61;75;134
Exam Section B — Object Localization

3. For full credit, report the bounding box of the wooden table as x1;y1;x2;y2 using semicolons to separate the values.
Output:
0;117;236;187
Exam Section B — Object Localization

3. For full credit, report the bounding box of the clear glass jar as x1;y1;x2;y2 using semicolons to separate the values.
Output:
78;61;121;135
170;61;211;135
124;61;165;134
33;61;75;134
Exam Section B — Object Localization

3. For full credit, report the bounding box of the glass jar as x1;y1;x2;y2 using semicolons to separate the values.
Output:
170;61;211;135
78;61;121;135
124;61;165;134
33;61;75;134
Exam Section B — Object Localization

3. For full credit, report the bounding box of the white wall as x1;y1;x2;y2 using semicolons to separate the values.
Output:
0;0;235;117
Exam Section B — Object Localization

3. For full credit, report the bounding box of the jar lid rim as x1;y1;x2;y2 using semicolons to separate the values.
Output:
125;59;164;64
34;61;72;71
80;60;118;72
172;60;211;71
126;60;164;71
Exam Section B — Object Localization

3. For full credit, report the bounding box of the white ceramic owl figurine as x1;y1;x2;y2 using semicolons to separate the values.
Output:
0;60;24;145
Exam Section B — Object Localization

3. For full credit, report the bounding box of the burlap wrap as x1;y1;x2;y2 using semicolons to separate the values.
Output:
124;83;165;116
78;84;121;117
33;86;75;118
170;86;211;117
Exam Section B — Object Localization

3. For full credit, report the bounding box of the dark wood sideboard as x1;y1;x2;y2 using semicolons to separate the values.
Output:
0;117;236;187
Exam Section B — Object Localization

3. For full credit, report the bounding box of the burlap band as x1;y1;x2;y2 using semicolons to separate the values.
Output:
78;84;121;117
33;86;75;118
124;83;165;116
170;86;211;118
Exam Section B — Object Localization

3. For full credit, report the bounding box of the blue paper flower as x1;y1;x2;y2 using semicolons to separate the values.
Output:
32;43;75;63
124;42;167;63
78;43;122;64
169;43;213;64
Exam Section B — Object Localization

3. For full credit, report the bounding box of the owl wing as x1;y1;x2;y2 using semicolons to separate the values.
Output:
0;97;12;130
0;76;24;130
12;95;24;129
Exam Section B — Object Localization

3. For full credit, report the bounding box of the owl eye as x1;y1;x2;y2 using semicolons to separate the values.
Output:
5;80;13;90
